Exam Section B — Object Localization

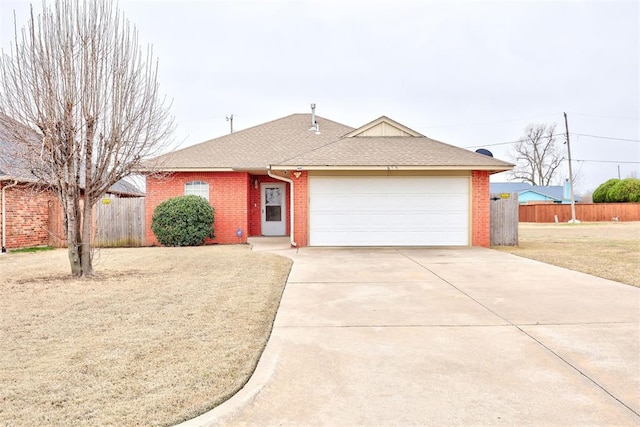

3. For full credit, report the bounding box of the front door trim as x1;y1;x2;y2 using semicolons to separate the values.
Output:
261;182;286;236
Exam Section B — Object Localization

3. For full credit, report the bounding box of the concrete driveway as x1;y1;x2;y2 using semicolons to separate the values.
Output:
182;246;640;426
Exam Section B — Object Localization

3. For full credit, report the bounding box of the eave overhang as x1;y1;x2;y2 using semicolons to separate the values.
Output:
269;165;513;173
139;167;237;173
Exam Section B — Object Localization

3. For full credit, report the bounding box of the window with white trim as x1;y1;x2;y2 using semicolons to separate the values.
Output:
185;180;209;201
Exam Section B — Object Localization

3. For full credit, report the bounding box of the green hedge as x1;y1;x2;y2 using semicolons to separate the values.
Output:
593;178;640;203
592;179;619;203
607;178;640;202
151;195;215;246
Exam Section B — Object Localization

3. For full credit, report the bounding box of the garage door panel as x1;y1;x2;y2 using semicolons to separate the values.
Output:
309;176;469;246
314;195;468;212
386;194;468;209
311;212;468;231
311;230;468;246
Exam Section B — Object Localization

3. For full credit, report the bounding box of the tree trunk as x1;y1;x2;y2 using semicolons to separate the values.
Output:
0;0;174;277
65;187;82;277
80;198;94;276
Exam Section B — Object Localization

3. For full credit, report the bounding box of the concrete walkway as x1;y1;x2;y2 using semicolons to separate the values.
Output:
182;244;640;426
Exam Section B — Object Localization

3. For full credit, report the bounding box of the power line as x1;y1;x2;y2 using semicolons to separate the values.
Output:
574;133;640;142
567;112;639;121
574;159;640;164
463;140;520;149
421;113;560;129
423;111;638;131
463;132;640;149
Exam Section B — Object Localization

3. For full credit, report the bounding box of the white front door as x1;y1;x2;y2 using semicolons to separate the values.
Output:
261;183;286;236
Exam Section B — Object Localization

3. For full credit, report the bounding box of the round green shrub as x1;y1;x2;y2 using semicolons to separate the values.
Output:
151;195;214;246
592;178;620;203
606;178;640;203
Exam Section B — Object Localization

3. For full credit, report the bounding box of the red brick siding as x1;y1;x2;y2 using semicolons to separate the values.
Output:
145;172;251;246
291;171;309;247
471;170;490;247
0;184;58;249
145;170;489;248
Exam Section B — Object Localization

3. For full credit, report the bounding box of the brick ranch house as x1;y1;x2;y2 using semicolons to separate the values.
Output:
0;119;143;251
145;110;513;247
0;176;142;252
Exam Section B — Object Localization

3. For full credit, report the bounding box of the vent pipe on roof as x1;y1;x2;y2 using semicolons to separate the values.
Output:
310;103;316;130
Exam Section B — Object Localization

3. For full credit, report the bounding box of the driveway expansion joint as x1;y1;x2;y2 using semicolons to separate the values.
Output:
517;321;639;327
179;246;639;426
397;248;640;419
275;324;513;329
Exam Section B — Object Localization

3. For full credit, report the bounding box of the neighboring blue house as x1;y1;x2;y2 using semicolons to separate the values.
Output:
490;180;581;204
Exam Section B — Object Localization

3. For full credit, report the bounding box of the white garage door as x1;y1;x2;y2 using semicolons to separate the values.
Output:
309;176;469;246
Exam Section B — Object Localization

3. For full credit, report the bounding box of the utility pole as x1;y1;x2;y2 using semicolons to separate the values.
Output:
226;114;234;133
564;112;578;223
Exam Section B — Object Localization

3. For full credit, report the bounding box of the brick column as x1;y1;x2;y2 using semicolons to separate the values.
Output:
471;170;490;247
292;171;309;247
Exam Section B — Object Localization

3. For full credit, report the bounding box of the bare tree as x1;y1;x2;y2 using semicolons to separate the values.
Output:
510;123;565;186
0;0;174;276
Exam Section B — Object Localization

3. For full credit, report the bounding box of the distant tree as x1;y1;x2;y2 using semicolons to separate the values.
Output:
579;191;593;204
510;124;565;186
0;0;174;276
606;178;640;203
592;179;620;203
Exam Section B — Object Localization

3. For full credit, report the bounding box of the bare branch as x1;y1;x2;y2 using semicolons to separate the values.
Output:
0;0;174;276
509;123;566;186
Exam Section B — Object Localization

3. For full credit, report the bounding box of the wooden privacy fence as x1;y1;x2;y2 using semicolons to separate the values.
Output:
490;192;518;246
47;199;66;248
94;195;145;247
519;203;640;223
48;195;146;247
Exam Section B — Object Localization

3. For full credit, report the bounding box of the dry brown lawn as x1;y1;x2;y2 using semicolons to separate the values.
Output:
495;221;640;287
0;245;292;426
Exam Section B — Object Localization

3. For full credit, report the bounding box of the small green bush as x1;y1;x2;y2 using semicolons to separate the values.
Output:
592;178;620;203
151;195;214;246
607;178;640;203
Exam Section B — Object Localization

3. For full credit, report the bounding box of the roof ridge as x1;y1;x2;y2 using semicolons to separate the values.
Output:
276;135;345;165
154;113;355;160
303;113;355;131
344;115;423;137
418;135;514;167
273;114;366;165
165;113;303;156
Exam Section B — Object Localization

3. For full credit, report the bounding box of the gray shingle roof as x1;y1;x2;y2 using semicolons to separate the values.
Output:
0;114;39;181
146;114;354;170
490;182;581;202
145;113;513;172
108;179;144;197
275;135;513;170
490;182;533;193
0;116;144;196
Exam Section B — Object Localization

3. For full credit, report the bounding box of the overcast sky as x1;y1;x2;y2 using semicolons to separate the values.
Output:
1;0;638;192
